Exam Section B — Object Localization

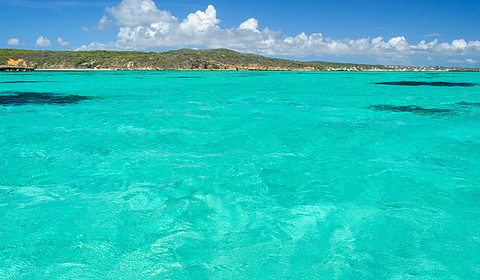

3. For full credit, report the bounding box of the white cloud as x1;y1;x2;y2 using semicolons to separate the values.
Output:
106;0;176;27
78;0;480;61
81;14;114;33
96;15;114;31
449;58;478;64
452;39;468;49
76;41;115;51
35;36;52;47
179;5;220;35
239;18;259;31
7;38;25;46
57;37;70;47
423;33;441;37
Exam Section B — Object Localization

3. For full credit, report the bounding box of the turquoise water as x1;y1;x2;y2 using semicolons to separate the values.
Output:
1;71;479;279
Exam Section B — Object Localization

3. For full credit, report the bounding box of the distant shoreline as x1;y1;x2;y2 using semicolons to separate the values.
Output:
2;67;479;73
1;48;479;72
33;68;480;72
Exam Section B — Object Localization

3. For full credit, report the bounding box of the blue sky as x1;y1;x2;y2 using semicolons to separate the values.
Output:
1;0;479;66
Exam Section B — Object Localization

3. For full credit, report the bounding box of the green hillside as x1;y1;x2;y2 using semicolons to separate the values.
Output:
0;48;317;70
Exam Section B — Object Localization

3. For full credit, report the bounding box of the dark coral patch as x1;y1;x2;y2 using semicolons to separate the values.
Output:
0;92;100;106
369;104;453;116
0;81;52;84
376;81;477;87
456;102;480;107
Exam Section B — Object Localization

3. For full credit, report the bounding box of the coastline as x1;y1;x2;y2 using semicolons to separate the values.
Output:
2;48;478;73
32;68;479;72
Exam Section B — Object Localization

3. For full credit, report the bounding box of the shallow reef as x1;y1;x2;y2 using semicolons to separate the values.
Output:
369;104;454;116
0;92;99;106
0;81;52;84
375;81;477;87
456;101;480;107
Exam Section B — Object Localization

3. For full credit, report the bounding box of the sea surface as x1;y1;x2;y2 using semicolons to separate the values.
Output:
1;71;479;279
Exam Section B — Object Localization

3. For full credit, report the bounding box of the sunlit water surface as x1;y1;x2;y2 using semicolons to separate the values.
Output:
1;71;479;279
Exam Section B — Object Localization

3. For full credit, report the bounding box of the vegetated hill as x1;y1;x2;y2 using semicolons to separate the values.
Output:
0;48;475;71
0;48;316;70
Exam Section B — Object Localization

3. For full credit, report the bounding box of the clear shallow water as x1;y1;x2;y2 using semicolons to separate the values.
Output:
0;71;479;279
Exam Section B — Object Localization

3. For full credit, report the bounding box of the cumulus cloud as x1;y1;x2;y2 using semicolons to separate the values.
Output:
179;5;220;35
35;36;52;47
57;37;70;47
106;0;176;27
239;18;259;31
77;0;480;60
7;38;25;46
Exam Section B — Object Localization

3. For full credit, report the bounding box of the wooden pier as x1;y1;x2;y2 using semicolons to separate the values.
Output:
0;65;35;72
